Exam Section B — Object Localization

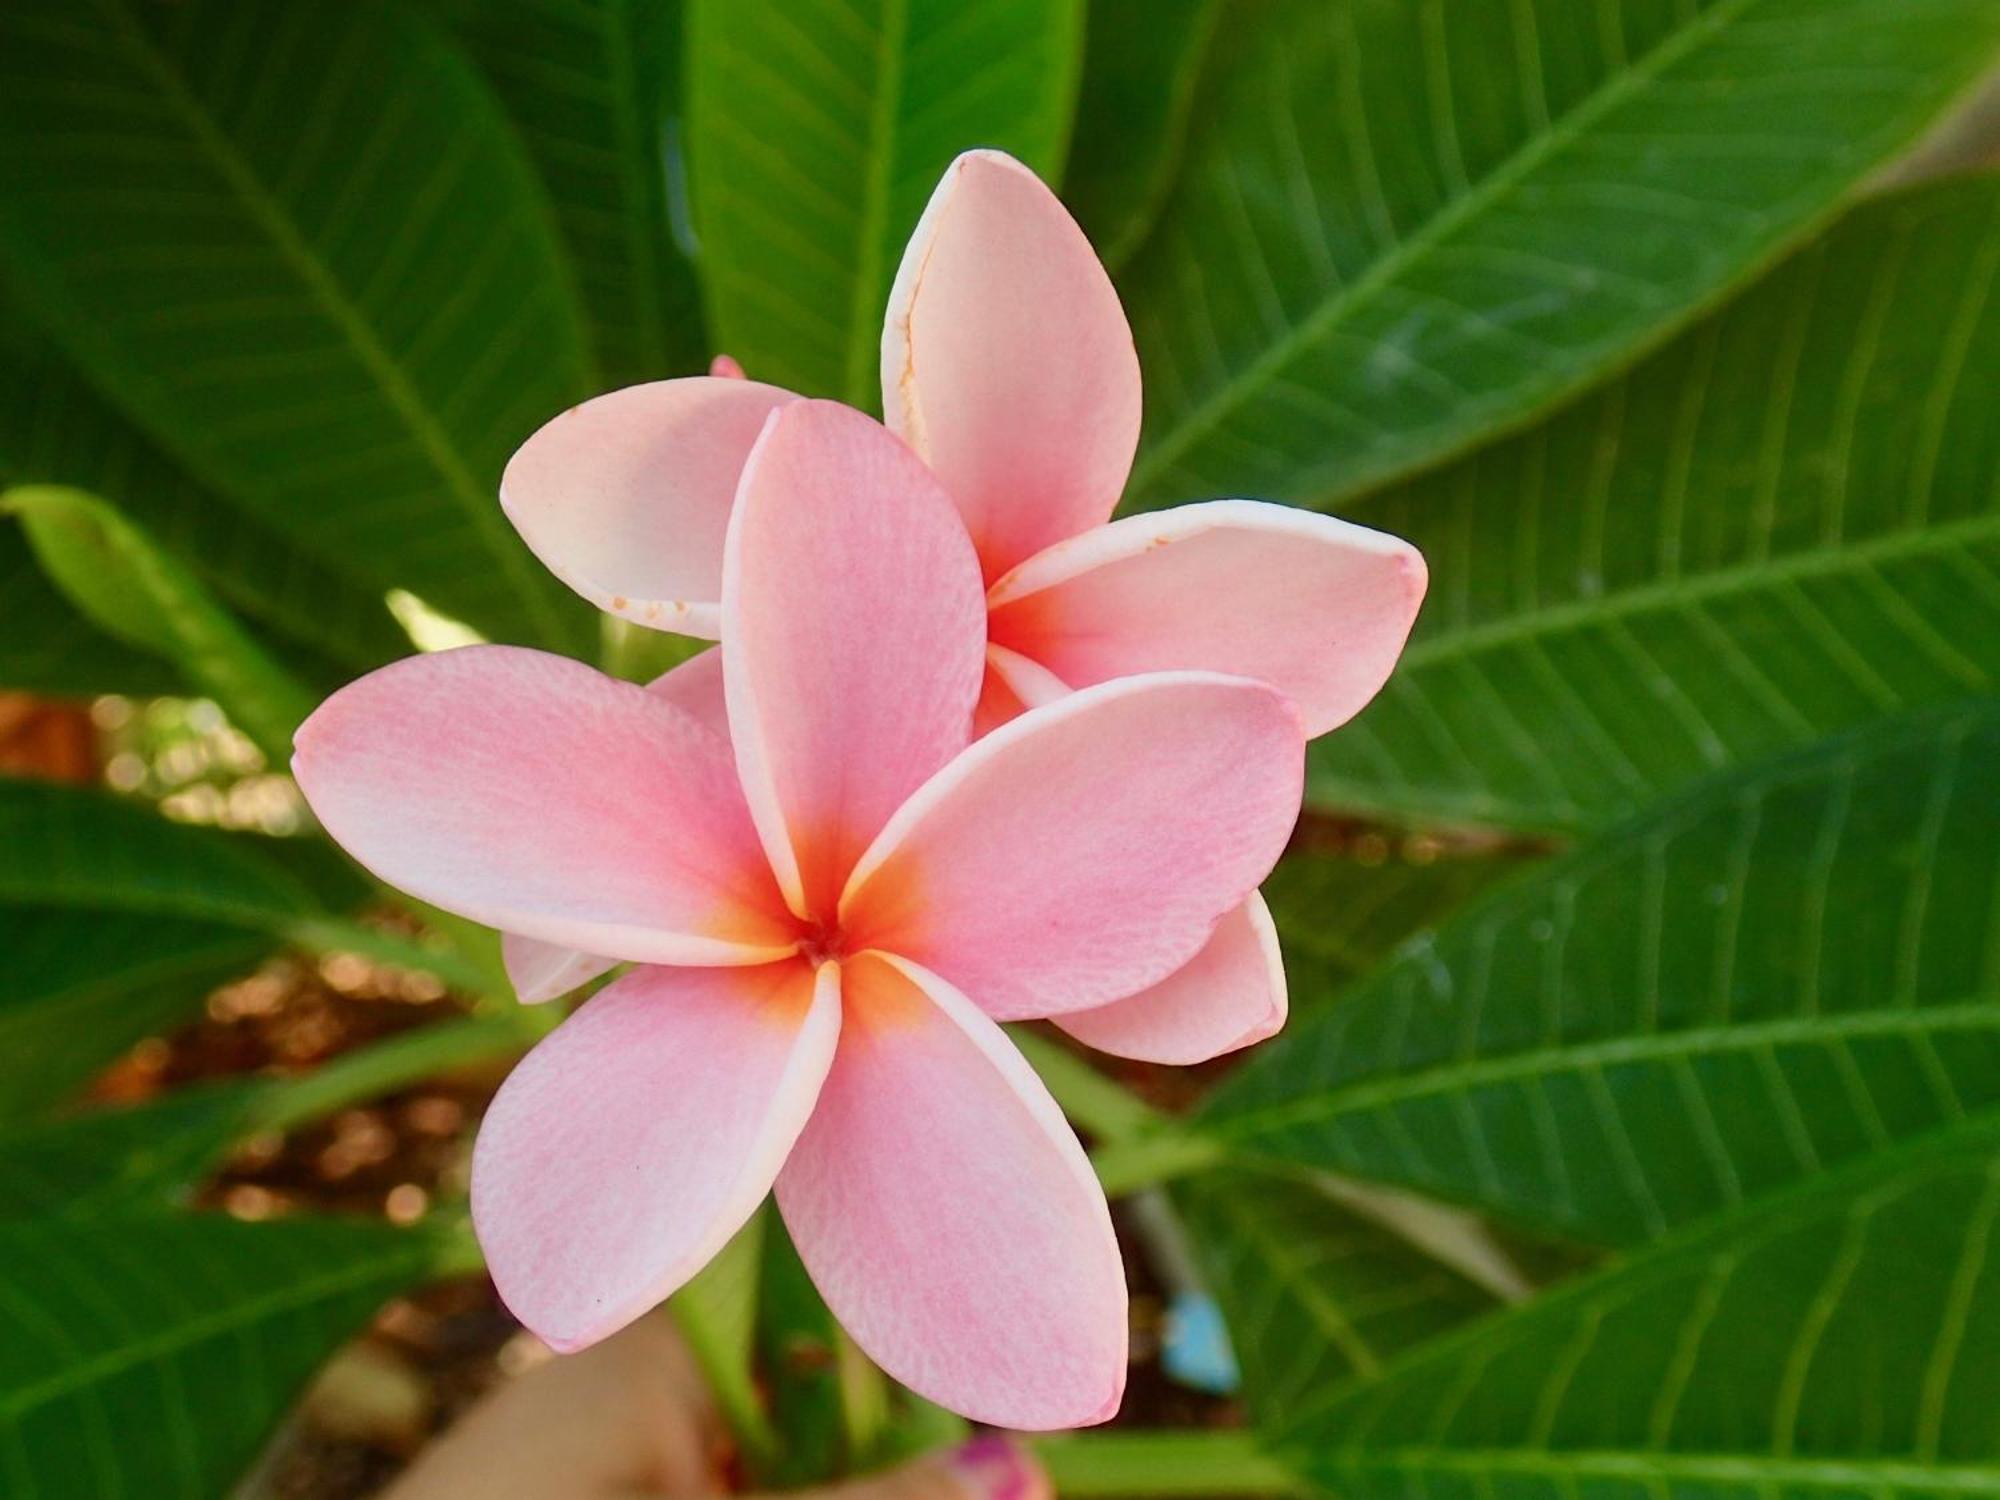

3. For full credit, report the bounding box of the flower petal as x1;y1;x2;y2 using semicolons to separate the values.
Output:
723;400;986;919
293;646;795;965
988;500;1428;738
842;673;1304;1020
882;151;1140;582
1055;894;1286;1064
777;952;1125;1428
474;959;838;1352
500;377;795;638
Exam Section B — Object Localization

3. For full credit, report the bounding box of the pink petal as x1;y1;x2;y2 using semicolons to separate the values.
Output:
500;377;795;639
723;401;986;920
474;959;838;1352
989;500;1428;738
842;673;1305;1020
497;649;733;1004
1055;894;1287;1064
502;933;615;1005
882;151;1140;583
293;646;796;965
709;353;746;380
776;952;1125;1428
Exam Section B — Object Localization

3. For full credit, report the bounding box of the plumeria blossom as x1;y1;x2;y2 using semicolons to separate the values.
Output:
501;149;1425;1066
293;400;1306;1428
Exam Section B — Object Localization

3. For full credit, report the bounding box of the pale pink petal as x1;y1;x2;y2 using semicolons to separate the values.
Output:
499;648;734;1001
723;400;986;920
500;377;795;639
972;643;1069;738
882;151;1140;583
709;354;746;379
777;952;1125;1429
503;933;616;1004
989;500;1428;738
842;673;1304;1020
293;646;795;965
1055;894;1286;1064
475;960;838;1352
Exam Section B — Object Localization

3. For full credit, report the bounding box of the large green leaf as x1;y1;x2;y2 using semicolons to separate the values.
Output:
1314;175;2000;832
1264;843;1528;1008
0;1212;460;1497
0;0;593;651
686;0;1085;405
0;778;368;1120
1203;702;2000;1247
0;1084;262;1223
441;0;708;384
1062;0;1218;271
1176;1169;1502;1430
0;301;407;684
6;486;316;764
0;526;175;698
1281;1111;2000;1498
1117;0;2000;514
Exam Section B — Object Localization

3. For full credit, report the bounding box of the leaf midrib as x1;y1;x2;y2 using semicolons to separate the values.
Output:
842;0;911;410
93;0;565;643
1124;0;1760;500
1398;507;2000;671
1211;995;2000;1141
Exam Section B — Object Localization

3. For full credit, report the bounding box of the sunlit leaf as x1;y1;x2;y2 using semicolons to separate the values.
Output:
1118;0;2000;513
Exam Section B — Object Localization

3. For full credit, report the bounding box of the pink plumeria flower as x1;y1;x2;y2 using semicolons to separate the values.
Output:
292;400;1306;1428
501;150;1425;1066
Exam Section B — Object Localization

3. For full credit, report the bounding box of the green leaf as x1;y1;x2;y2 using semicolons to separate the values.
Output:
1313;174;2000;832
0;525;177;698
1265;843;1530;1008
671;1210;781;1469
1280;1110;2000;1498
1062;0;1219;271
755;1213;852;1486
439;0;708;384
0;1083;263;1223
0;300;408;683
0;1211;455;1496
6;486;316;764
0;778;367;1120
1117;0;2000;514
1175;1169;1503;1429
686;0;1086;405
1203;701;2000;1247
0;0;594;651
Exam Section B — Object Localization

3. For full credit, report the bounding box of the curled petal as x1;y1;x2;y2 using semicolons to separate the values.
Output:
989;500;1427;737
501;377;795;639
475;960;838;1352
1055;894;1286;1064
293;646;794;965
723;401;986;919
777;953;1126;1429
883;151;1140;582
842;673;1304;1020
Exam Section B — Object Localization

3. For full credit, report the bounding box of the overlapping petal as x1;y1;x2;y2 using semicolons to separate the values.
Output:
723;400;987;919
292;646;794;965
883;151;1140;582
1055;894;1287;1064
500;377;794;637
474;960;839;1352
775;953;1125;1429
841;673;1305;1020
989;501;1427;737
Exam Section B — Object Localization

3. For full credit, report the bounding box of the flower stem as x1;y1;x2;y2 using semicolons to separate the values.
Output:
1030;1432;1305;1496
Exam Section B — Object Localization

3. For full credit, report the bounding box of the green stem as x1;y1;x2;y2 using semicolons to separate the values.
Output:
252;1013;535;1134
1031;1433;1305;1497
1090;1130;1229;1197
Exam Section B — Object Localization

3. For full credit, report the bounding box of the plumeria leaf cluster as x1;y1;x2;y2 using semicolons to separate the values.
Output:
0;0;1997;1495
